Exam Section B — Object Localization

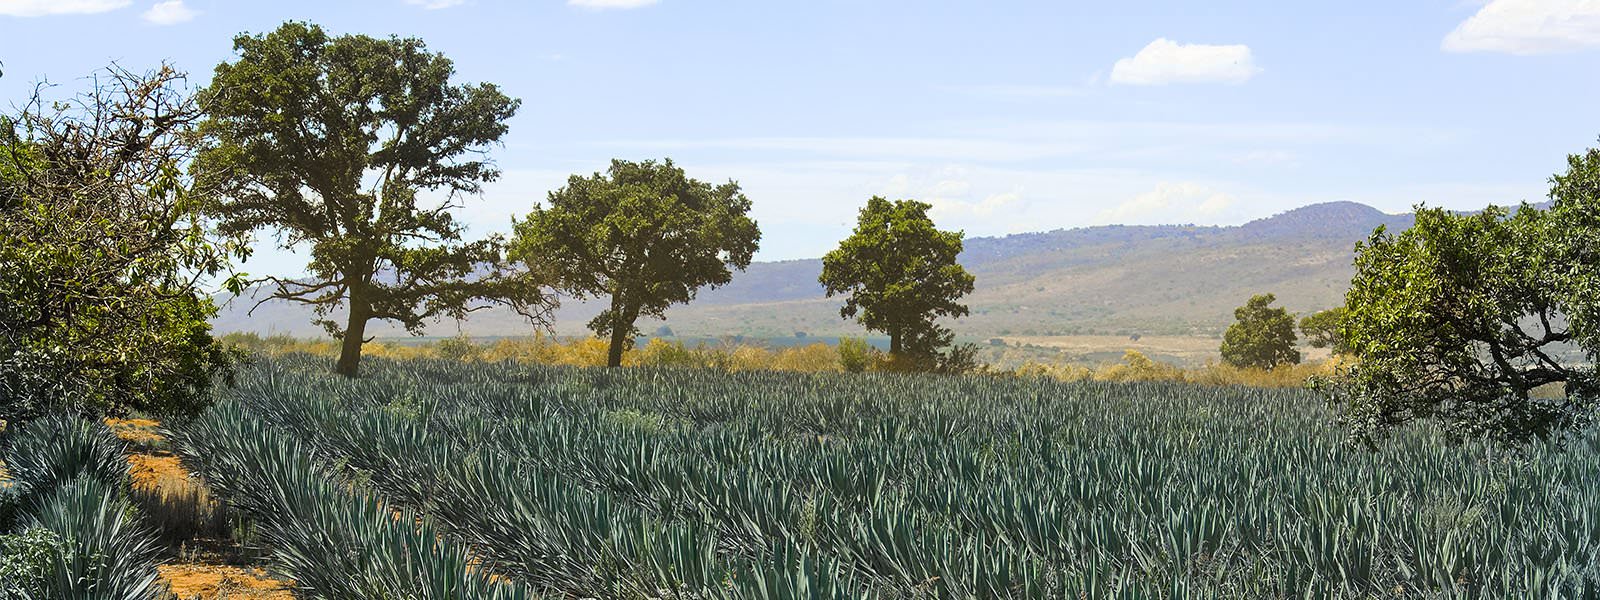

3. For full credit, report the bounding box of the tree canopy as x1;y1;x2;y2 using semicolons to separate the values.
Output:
1299;307;1349;355
819;197;975;368
195;21;550;377
0;65;242;422
1220;293;1300;369
1329;146;1600;445
509;158;760;368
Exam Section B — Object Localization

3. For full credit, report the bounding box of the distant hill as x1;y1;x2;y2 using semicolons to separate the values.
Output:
211;201;1415;341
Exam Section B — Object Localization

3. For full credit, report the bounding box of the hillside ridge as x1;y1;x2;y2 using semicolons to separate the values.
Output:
213;201;1416;340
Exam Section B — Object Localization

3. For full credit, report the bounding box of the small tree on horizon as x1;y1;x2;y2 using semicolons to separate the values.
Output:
509;158;761;368
1220;293;1301;369
819;197;975;368
194;22;551;377
1299;307;1349;355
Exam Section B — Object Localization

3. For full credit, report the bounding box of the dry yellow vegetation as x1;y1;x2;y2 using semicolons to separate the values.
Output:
1014;349;1347;388
223;333;1342;388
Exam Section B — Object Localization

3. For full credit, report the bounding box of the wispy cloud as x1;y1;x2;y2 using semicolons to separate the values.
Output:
1099;182;1237;223
1110;38;1261;85
0;0;128;17
604;136;1089;163
1443;0;1600;54
569;0;658;9
141;0;195;24
595;119;1456;167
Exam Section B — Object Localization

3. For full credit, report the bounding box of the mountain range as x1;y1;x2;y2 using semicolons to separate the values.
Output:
211;201;1416;343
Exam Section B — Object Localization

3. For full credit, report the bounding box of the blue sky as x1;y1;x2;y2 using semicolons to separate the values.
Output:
3;0;1599;276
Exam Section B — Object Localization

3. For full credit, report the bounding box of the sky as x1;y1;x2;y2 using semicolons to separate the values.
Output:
3;0;1600;276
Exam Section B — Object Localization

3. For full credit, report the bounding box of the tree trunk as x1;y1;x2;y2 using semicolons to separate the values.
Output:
889;325;902;358
605;293;632;368
335;301;369;378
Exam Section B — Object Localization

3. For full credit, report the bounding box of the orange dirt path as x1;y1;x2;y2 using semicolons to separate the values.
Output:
157;565;294;600
104;418;296;600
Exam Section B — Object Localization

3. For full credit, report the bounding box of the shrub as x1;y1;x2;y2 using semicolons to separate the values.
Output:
769;343;842;373
636;338;703;369
435;335;482;362
837;338;877;373
0;527;62;597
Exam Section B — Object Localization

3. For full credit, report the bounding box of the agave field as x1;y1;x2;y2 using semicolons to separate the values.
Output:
0;414;164;598
164;355;1600;598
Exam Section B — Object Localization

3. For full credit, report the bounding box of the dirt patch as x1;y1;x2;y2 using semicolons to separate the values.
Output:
106;417;166;447
157;564;294;600
128;453;190;492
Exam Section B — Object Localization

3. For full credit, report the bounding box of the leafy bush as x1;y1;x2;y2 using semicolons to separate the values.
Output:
836;338;876;373
0;66;241;424
434;334;482;362
0;527;61;598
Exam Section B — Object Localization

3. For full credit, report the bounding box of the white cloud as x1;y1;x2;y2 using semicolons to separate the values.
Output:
1110;38;1260;85
1443;0;1600;54
569;0;658;9
405;0;466;8
141;0;194;24
936;191;1021;219
0;0;128;16
1100;182;1237;223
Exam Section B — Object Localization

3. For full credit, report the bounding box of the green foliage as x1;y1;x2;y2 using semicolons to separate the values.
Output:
819;197;974;365
836;337;877;373
1332;203;1598;445
1219;293;1300;369
0;65;240;422
509;158;761;367
193;356;1600;597
1298;306;1348;354
434;334;481;362
0;527;61;598
1322;145;1600;445
195;21;550;377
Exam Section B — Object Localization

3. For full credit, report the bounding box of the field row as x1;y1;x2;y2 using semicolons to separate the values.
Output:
182;356;1600;597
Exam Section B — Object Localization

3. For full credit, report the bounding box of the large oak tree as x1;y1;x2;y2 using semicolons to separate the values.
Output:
509;159;760;368
195;22;549;376
819;197;974;366
1329;144;1600;445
